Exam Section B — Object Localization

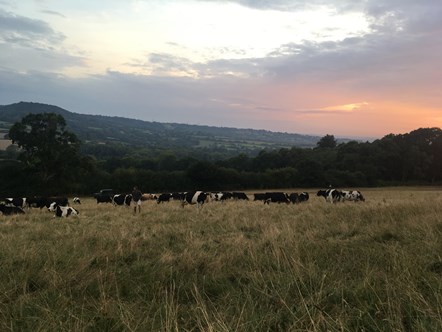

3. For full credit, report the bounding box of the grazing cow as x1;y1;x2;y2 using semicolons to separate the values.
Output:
211;192;233;201
95;195;112;204
341;190;365;202
26;196;69;209
26;196;48;208
253;193;267;202
288;193;299;203
112;194;132;206
264;192;290;204
289;192;310;203
4;197;28;209
181;191;208;208
171;192;186;201
73;197;81;204
141;193;157;201
299;192;310;202
232;192;249;200
317;189;342;203
157;193;172;204
0;203;25;215
48;202;79;217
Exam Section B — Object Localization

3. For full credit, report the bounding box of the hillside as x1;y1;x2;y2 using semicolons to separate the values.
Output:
0;102;321;157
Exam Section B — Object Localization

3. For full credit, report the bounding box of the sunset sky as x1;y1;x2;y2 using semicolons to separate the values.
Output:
1;0;441;138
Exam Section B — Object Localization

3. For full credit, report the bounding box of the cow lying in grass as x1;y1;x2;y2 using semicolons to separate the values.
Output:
0;203;25;215
48;202;79;217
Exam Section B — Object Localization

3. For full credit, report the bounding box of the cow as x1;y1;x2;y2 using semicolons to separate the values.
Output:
4;197;28;209
26;196;69;209
112;194;132;206
288;193;299;203
341;190;365;202
299;192;310;202
264;192;290;204
73;197;81;204
26;196;48;208
157;193;172;204
253;193;267;202
181;191;208;208
48;202;79;217
141;193;157;201
317;189;342;203
171;192;186;201
0;203;25;215
211;192;233;201
232;192;249;200
95;195;112;204
289;192;310;203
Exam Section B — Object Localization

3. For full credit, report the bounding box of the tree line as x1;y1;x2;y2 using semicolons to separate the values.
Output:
1;113;441;197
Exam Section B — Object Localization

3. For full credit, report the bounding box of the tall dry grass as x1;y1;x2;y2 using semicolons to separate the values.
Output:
0;188;441;331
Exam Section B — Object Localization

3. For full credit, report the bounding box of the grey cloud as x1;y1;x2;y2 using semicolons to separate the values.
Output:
0;9;65;48
200;0;366;12
41;10;66;18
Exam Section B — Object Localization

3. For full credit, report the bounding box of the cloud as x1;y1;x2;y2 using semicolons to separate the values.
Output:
1;0;441;137
0;9;65;48
41;10;66;18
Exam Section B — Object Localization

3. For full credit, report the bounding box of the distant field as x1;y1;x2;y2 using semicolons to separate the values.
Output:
0;139;11;150
0;188;441;331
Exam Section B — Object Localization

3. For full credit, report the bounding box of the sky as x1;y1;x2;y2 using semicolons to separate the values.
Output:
0;0;441;138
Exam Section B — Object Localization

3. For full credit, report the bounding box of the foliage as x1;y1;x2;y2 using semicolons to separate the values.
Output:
316;134;337;148
1;103;442;195
0;102;322;160
7;113;92;194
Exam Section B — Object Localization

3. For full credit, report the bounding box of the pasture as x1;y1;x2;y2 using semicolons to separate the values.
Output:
0;188;441;331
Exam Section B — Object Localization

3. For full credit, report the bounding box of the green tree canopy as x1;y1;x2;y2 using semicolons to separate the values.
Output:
9;113;82;186
316;134;337;148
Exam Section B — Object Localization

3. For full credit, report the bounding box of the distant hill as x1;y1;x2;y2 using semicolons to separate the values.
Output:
0;101;322;158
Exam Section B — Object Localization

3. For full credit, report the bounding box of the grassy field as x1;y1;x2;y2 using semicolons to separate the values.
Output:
0;188;441;331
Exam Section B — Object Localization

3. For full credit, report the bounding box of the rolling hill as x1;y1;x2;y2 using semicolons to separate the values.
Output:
0;101;322;158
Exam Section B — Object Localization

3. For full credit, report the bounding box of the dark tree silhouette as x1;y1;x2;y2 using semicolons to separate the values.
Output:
9;113;81;185
317;134;337;148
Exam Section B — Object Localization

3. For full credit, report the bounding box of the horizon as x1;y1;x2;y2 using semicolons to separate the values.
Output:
1;100;383;142
1;1;441;138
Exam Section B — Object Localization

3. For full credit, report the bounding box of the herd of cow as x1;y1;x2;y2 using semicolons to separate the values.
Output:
0;188;365;217
0;196;80;217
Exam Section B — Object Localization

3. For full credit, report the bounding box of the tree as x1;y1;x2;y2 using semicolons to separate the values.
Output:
316;134;337;149
9;113;82;188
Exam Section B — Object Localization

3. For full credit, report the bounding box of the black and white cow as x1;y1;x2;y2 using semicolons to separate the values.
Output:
253;193;267;202
0;203;25;215
181;191;208;208
95;195;113;204
317;189;342;203
112;194;132;206
48;202;79;217
211;192;233;201
341;190;365;202
4;197;28;209
73;197;81;204
232;192;249;200
286;192;310;203
264;192;290;204
157;193;172;204
288;193;299;203
171;192;186;201
26;196;68;209
298;192;310;202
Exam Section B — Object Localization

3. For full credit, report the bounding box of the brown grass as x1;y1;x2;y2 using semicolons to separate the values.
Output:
0;188;441;331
